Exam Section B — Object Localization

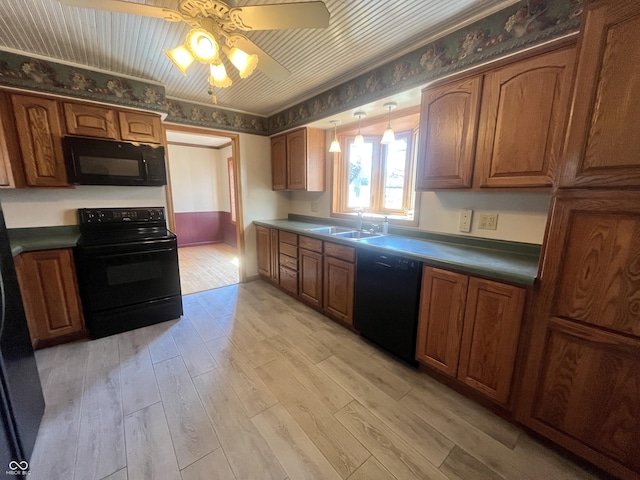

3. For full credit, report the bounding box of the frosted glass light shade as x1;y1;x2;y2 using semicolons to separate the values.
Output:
163;46;194;75
209;61;232;88
354;134;364;147
228;47;258;78
187;29;219;63
329;139;341;153
381;127;395;144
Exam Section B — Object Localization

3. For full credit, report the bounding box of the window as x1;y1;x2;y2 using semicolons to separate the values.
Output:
333;129;418;222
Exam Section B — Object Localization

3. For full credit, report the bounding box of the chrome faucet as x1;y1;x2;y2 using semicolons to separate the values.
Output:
356;211;363;231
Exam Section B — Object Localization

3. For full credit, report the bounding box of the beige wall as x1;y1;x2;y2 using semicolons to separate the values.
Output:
0;185;167;228
167;144;230;213
288;130;550;245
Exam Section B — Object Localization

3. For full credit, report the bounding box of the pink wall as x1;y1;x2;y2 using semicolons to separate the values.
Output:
174;211;236;247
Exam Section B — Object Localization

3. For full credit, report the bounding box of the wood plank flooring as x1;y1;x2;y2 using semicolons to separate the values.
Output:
31;280;604;480
178;243;239;295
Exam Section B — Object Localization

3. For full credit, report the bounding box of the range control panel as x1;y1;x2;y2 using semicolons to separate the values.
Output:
79;207;165;224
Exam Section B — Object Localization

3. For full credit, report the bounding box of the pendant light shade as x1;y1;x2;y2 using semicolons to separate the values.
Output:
329;120;341;153
353;111;366;147
227;47;258;78
209;60;232;88
380;102;397;145
163;45;194;75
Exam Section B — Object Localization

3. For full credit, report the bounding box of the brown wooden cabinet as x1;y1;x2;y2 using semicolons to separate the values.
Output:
416;76;482;189
323;242;355;325
278;231;298;295
118;111;162;144
298;236;323;309
0;91;24;188
11;94;68;187
256;225;271;277
474;47;574;188
64;102;119;139
14;249;85;348
559;0;640;188
517;190;640;480
270;127;325;191
269;228;279;284
416;45;574;190
417;266;525;405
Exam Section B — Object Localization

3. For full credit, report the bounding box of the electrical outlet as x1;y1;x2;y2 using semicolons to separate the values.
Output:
459;209;473;232
478;213;498;230
310;202;319;212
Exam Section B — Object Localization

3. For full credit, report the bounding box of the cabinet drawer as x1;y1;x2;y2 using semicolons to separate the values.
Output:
324;242;355;262
279;242;297;258
279;266;298;295
279;231;298;245
279;253;297;271
299;235;322;253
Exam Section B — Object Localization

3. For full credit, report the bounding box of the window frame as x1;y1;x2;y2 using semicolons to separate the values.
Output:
331;109;420;226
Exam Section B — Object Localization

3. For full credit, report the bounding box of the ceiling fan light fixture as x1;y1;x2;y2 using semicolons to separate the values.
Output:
353;111;366;147
380;102;397;145
187;28;219;63
209;60;232;88
329;120;341;153
228;47;258;79
163;45;194;75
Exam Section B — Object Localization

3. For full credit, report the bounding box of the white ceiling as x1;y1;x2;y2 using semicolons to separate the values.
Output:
0;0;519;117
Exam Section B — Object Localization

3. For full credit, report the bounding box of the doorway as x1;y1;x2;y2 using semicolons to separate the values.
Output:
163;125;245;295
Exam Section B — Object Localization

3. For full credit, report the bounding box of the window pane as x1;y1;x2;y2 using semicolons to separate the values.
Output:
383;137;408;210
347;142;373;209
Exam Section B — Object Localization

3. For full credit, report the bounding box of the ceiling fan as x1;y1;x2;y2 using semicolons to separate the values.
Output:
58;0;330;89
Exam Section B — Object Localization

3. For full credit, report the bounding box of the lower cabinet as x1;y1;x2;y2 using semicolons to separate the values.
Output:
416;266;526;405
298;236;323;309
323;242;355;326
14;248;85;348
256;225;271;277
278;231;298;295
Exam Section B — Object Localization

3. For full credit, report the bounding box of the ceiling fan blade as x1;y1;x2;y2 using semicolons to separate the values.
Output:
58;0;184;22
229;2;330;31
228;34;290;82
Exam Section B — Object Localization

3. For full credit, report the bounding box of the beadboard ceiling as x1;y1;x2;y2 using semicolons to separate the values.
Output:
0;0;519;117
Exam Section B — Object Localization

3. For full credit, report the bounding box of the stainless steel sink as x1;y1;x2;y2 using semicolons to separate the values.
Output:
304;226;354;235
331;230;382;239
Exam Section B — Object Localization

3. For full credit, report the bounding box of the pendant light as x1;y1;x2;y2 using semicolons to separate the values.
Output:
353;111;366;147
329;120;341;153
381;102;397;145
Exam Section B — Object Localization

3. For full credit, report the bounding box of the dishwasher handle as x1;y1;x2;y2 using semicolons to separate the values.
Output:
375;261;392;268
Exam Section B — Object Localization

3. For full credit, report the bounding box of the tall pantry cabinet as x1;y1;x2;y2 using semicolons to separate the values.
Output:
517;2;640;479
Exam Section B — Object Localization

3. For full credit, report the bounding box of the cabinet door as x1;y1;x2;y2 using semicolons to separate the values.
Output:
286;129;307;190
11;95;68;187
323;255;354;325
559;0;640;188
416;76;482;189
416;267;468;375
0;91;24;188
256;226;271;277
14;249;85;347
458;277;525;404
475;47;574;187
270;228;279;284
64;102;119;139
518;191;640;479
271;134;287;190
299;248;323;308
118;111;162;143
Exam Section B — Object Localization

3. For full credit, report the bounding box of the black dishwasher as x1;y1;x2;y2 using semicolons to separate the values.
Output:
353;249;423;366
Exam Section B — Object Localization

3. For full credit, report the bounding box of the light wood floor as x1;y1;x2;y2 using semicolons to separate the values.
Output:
31;281;603;480
178;243;240;295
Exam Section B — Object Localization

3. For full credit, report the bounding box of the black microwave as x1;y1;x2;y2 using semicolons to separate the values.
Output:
63;136;167;186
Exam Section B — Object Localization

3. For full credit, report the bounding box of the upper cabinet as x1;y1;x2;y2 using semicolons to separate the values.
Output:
559;0;640;188
12;94;68;187
416;76;483;189
416;45;575;190
0;89;164;188
271;127;325;191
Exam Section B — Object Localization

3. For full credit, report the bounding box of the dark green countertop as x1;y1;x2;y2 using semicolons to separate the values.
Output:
8;226;81;257
254;215;541;286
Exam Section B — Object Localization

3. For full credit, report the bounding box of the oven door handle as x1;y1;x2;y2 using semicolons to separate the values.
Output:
96;247;175;259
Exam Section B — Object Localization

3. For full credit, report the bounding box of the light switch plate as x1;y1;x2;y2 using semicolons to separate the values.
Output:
459;209;473;232
310;202;319;212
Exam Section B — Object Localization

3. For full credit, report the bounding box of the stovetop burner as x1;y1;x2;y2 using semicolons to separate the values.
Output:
77;207;174;246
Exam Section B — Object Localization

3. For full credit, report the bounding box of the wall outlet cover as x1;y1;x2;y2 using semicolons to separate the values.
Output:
478;213;498;230
459;209;473;232
310;202;319;212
